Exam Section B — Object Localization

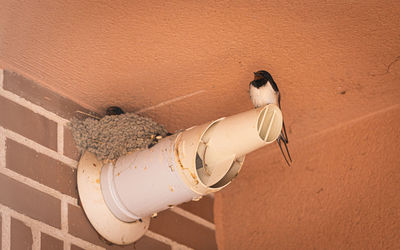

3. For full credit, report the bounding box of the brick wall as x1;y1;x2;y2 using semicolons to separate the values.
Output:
0;69;217;250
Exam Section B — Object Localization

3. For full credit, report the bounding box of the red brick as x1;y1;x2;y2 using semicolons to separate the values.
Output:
64;126;80;161
67;204;109;246
11;217;33;250
68;204;169;249
71;245;85;250
179;195;214;223
0;95;57;150
3;71;98;120
6;138;78;198
0;173;61;228
41;233;63;250
135;236;171;250
150;210;217;250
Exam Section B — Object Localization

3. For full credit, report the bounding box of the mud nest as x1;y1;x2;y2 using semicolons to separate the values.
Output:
68;113;168;162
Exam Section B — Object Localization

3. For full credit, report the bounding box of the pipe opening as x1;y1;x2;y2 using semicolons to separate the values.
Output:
193;119;237;188
195;152;243;189
210;156;245;188
179;105;281;194
257;105;282;143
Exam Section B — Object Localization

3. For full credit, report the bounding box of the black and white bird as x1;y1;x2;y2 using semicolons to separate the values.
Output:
249;70;292;166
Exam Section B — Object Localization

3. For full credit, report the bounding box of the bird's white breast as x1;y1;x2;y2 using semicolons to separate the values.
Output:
249;82;278;108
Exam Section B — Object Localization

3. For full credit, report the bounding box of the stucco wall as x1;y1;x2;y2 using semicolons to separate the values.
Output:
1;0;399;249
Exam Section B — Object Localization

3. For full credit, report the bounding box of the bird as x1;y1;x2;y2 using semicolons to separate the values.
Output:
106;106;125;116
249;70;292;166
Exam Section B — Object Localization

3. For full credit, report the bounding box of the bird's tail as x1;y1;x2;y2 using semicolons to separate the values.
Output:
277;121;292;166
281;120;289;144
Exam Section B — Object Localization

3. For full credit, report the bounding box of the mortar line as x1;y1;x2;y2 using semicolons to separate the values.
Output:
1;211;10;250
32;227;41;250
0;167;77;205
136;90;206;113
146;231;194;250
57;123;64;155
0;205;105;250
170;207;215;230
64;242;71;250
61;196;71;250
0;87;69;125
2;127;77;169
61;197;69;232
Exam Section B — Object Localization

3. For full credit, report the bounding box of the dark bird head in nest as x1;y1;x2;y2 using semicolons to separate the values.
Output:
106;106;125;116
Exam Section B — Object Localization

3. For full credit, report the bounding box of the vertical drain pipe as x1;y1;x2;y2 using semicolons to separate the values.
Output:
77;104;283;245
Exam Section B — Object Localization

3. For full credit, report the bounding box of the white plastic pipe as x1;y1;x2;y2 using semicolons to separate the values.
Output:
101;135;199;222
197;104;282;186
100;104;283;222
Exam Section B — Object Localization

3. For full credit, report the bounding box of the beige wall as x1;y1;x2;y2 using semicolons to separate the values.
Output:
1;0;399;249
215;106;400;249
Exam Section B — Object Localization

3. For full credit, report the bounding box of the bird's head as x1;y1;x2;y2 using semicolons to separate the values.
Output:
250;70;273;88
253;70;273;81
252;70;279;92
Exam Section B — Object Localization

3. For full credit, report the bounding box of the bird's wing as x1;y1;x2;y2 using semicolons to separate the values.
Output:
281;120;289;144
276;92;292;165
277;92;289;144
269;78;280;93
277;134;292;166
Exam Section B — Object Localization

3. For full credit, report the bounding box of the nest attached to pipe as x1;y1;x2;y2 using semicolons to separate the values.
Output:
68;112;168;162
